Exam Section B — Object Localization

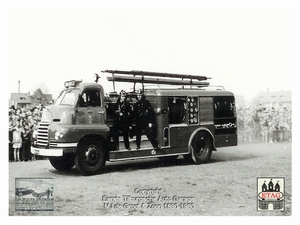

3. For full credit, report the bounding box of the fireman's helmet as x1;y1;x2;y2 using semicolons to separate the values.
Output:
120;90;127;97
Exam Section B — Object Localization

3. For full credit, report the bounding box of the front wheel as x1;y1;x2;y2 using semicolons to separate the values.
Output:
185;132;212;164
75;140;106;175
49;153;75;171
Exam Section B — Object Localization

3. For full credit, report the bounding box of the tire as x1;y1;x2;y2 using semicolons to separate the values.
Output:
185;132;212;164
158;155;178;166
75;140;106;175
49;153;75;171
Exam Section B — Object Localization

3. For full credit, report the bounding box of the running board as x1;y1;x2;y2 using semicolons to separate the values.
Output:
108;146;187;161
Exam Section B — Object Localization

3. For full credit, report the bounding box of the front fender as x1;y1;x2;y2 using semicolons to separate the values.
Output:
49;124;110;144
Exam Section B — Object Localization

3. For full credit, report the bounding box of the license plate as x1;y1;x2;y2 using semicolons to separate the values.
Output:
34;149;40;155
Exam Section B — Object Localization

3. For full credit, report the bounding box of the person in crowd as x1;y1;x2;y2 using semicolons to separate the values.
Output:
111;90;132;150
133;89;159;150
260;109;269;143
245;110;254;143
9;118;14;162
15;108;22;116
12;119;24;161
22;125;32;161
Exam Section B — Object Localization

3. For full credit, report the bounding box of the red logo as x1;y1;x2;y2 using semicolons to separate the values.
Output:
258;192;283;199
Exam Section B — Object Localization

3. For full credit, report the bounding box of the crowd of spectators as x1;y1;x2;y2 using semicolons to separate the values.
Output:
8;104;45;162
237;105;292;144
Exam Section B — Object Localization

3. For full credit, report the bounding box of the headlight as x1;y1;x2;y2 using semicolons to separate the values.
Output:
55;131;64;141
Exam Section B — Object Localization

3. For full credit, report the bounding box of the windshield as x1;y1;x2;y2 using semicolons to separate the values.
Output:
54;89;80;106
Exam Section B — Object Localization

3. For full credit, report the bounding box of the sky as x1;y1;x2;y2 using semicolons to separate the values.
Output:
6;1;294;103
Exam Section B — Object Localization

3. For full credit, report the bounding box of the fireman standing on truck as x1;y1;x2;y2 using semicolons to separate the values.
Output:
112;90;132;150
133;89;159;150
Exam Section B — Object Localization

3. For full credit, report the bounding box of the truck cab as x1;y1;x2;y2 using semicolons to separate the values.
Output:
31;80;111;174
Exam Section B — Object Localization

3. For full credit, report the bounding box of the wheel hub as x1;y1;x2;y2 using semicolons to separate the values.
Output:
85;146;99;166
195;140;208;157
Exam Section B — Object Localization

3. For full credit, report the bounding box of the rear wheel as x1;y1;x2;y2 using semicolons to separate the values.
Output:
75;140;106;175
185;132;212;164
49;153;75;171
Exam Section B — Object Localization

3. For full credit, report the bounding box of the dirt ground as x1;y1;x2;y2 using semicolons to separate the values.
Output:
8;142;292;217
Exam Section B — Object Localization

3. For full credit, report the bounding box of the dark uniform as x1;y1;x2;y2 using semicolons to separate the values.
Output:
111;91;132;150
22;127;32;161
9;127;13;162
133;90;158;149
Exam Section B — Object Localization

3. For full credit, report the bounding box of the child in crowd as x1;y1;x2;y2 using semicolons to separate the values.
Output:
12;119;24;161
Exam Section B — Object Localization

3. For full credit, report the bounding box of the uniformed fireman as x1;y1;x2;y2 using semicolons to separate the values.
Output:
133;89;159;150
112;90;132;150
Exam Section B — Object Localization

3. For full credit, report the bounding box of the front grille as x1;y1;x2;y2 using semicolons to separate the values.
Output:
37;121;50;146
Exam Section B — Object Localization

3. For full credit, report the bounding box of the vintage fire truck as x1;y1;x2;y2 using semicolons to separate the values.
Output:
31;70;237;175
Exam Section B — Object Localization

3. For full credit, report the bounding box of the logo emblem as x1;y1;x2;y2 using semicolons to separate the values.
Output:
257;177;285;211
15;178;54;211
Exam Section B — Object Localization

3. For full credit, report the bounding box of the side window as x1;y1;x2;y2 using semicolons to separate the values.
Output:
214;96;235;118
168;97;186;124
79;90;101;107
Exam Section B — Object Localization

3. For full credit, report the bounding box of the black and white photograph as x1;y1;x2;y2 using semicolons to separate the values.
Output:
3;0;298;223
15;178;54;211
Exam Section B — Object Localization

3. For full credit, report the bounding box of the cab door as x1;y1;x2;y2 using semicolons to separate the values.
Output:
168;96;189;148
76;89;106;124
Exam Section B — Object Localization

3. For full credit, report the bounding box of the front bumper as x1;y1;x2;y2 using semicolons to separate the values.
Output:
31;142;77;157
31;146;63;157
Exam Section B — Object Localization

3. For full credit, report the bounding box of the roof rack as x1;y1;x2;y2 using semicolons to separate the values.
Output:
102;70;211;92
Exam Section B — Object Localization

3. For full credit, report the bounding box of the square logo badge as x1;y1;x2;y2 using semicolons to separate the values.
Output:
15;178;54;211
257;177;285;211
